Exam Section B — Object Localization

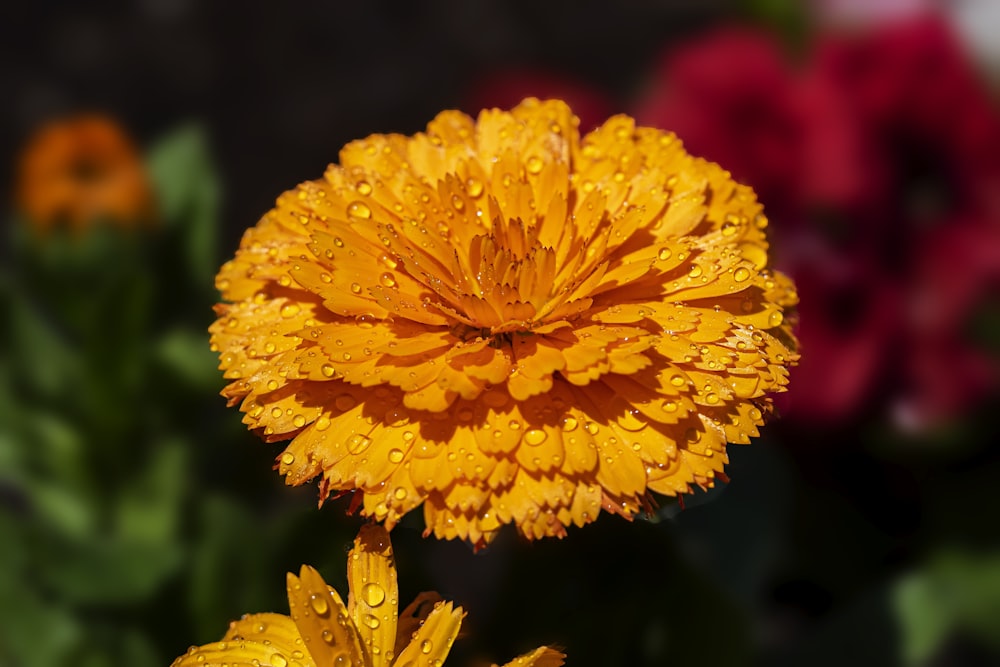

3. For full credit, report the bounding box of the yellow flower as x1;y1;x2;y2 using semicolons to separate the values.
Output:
171;525;564;667
210;98;798;548
16;114;152;232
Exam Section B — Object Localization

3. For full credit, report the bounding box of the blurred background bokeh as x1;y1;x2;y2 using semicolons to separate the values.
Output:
2;1;999;666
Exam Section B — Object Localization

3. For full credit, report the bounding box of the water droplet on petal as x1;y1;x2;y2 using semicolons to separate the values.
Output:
733;267;751;282
768;311;784;327
347;201;372;219
321;364;337;377
465;177;484;197
526;155;544;174
310;593;330;616
348;434;372;455
335;394;357;411
362;582;386;607
388;448;404;463
524;429;547;446
281;452;295;465
421;639;433;654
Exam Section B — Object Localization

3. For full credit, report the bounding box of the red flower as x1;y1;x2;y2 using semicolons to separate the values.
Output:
633;28;807;218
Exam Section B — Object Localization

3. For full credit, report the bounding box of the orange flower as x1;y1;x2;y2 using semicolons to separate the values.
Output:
210;98;798;547
15;114;151;231
172;525;564;667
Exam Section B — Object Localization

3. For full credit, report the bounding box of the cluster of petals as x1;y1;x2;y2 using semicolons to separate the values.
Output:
172;524;564;667
210;98;798;547
16;114;151;232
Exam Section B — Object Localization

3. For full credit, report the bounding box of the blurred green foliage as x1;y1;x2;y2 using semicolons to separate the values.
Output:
0;126;359;666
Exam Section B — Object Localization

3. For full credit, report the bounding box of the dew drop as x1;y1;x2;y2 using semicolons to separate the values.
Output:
281;452;295;465
362;582;386;607
669;374;686;387
321;630;336;646
388;448;404;463
561;416;578;432
721;221;738;236
768;311;784;327
465;178;484;197
292;414;306;428
526;155;544;174
321;364;337;378
379;272;396;288
347;201;372;219
508;419;522;430
356;181;372;196
658;247;672;261
688;264;703;278
482;389;508;409
281;303;301;318
450;194;465;211
310;593;330;616
661;400;678;412
393;486;407;501
362;614;380;629
350;283;363;294
584;421;600;435
271;654;288;667
524;429;547;446
264;342;277;354
315;416;332;431
267;380;279;391
334;393;357;412
733;267;751;282
421;639;433;654
271;407;284;418
348;434;372;455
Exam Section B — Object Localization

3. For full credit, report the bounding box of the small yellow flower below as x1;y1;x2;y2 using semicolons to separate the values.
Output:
171;524;564;667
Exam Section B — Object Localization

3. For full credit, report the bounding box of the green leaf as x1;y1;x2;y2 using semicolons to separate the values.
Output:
894;571;954;666
893;548;1000;665
154;327;222;391
146;124;221;286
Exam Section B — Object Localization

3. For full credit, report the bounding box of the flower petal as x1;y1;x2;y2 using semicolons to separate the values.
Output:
346;524;399;667
496;646;567;667
393;601;464;667
286;566;363;666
